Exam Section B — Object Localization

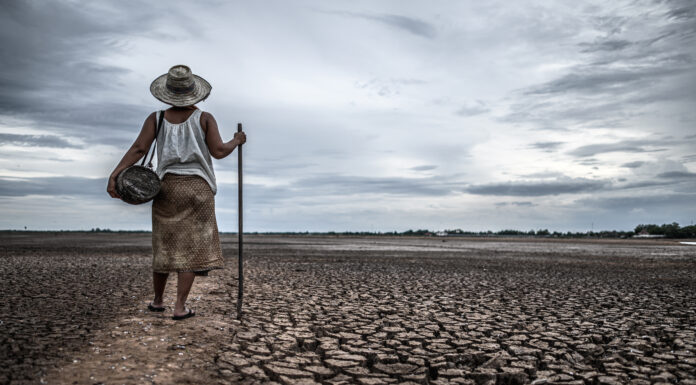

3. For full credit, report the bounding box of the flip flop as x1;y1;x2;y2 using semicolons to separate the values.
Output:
172;309;196;320
147;303;166;312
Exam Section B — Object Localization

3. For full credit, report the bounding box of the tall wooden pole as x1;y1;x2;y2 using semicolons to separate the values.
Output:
236;123;244;320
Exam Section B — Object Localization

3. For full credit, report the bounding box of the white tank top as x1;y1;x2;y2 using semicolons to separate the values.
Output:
155;109;217;194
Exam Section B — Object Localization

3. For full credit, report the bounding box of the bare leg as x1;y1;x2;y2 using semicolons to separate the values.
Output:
174;272;196;316
152;272;168;307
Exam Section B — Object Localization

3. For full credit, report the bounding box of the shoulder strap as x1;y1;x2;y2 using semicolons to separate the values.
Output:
141;110;165;167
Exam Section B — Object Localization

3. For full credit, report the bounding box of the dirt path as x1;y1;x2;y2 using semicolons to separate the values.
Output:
51;272;237;385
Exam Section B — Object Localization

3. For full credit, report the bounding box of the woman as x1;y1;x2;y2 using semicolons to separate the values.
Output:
107;65;246;320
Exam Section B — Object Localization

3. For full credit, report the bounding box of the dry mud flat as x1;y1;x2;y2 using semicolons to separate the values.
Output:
1;233;696;384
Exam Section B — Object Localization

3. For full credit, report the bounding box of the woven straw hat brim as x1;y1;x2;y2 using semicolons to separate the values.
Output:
150;74;212;107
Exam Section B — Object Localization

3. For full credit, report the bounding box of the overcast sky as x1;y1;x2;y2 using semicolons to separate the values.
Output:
0;0;694;232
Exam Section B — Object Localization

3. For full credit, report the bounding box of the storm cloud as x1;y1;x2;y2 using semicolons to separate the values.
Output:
0;2;176;142
296;175;460;197
495;201;535;207
657;171;696;179
467;178;608;197
410;165;438;171
325;11;437;39
529;141;564;152
577;193;696;211
0;177;105;197
504;0;696;135
621;161;645;169
0;0;694;232
0;134;81;148
568;140;669;157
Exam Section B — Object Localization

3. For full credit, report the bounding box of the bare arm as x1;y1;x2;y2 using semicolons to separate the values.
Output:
202;112;246;159
106;112;157;198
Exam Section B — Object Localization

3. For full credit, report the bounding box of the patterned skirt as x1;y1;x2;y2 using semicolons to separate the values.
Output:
152;174;224;274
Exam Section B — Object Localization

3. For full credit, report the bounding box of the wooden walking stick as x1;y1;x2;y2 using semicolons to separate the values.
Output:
236;122;244;320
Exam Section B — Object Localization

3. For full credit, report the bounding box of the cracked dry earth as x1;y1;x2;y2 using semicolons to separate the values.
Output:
1;233;696;384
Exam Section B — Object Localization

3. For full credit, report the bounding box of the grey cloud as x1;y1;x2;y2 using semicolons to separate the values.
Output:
568;140;667;157
589;15;626;36
579;39;632;53
614;180;680;190
526;62;690;96
372;14;437;38
501;99;628;131
233;159;318;176
529;141;563;152
0;2;161;143
467;173;690;199
577;158;600;166
1;101;154;149
657;171;696;179
666;1;696;20
218;174;464;207
467;178;608;196
298;175;459;197
220;171;690;209
456;101;489;117
410;165;437;171
503;0;696;132
325;11;436;38
0;133;81;148
0;177;106;197
621;161;645;168
576;192;696;211
0;3;127;93
217;182;295;207
495;201;535;207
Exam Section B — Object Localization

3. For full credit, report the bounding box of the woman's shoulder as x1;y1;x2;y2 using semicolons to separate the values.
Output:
199;110;214;132
143;111;157;126
199;110;217;124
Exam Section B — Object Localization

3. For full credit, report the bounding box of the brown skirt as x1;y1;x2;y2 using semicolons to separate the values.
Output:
152;174;223;274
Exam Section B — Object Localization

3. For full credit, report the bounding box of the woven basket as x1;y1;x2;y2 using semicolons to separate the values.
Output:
116;165;161;205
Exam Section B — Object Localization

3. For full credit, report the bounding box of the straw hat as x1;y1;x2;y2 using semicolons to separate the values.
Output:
150;65;211;107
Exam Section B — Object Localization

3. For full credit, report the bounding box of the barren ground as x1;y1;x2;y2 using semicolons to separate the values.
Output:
1;232;695;385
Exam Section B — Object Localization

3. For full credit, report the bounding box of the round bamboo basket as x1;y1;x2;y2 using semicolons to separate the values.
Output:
116;166;161;205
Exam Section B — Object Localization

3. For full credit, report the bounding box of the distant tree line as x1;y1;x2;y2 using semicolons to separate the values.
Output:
429;228;636;238
6;222;695;238
248;228;631;238
634;223;696;238
88;228;148;233
275;223;695;238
